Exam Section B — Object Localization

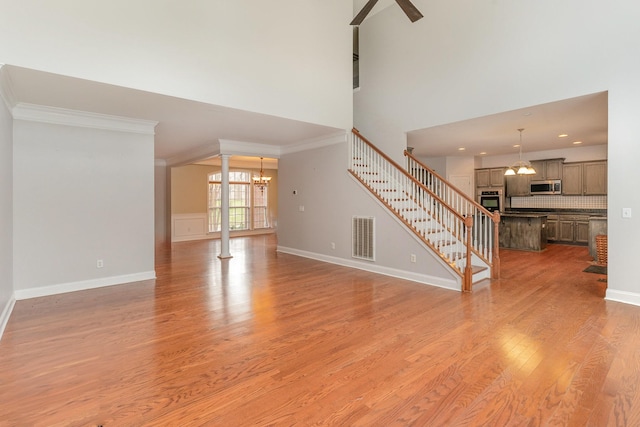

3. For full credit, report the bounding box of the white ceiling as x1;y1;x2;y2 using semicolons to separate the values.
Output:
3;65;344;163
407;91;608;158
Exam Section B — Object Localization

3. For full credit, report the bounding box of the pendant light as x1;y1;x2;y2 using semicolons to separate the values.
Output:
253;157;271;192
504;128;536;176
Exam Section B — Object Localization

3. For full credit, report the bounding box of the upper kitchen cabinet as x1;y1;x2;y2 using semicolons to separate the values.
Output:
476;168;505;188
563;160;607;196
562;163;583;195
529;159;564;180
583;161;607;195
506;174;530;197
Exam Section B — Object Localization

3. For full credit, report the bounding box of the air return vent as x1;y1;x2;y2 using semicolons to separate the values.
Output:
352;216;375;261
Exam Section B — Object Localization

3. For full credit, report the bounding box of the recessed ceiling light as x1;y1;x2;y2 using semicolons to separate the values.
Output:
513;144;520;148
558;133;569;138
458;147;465;151
572;140;583;145
479;151;487;155
523;112;532;116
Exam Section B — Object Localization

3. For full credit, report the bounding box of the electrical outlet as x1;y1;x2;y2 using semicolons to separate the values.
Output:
410;254;416;263
331;242;335;250
299;205;305;212
622;207;632;218
97;259;104;268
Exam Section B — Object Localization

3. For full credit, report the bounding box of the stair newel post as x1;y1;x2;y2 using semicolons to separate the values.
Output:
492;211;501;279
463;215;473;292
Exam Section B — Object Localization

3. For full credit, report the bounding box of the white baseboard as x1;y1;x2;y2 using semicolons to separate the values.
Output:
0;295;16;341
276;246;459;291
14;271;156;300
606;289;640;307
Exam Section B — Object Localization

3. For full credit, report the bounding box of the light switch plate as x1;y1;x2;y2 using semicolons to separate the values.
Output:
622;207;632;218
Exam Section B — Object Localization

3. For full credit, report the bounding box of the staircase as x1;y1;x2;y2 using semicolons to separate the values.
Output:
348;129;500;292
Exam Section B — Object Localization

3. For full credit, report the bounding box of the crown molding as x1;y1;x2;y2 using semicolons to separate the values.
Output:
279;130;348;155
11;103;158;135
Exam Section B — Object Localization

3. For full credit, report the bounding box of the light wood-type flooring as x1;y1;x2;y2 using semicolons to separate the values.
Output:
1;235;639;426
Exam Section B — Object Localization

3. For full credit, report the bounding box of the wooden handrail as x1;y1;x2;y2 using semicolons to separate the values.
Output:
403;145;501;280
350;128;501;288
353;128;401;169
352;128;466;224
404;149;498;222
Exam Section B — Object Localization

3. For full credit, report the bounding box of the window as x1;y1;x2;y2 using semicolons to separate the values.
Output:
253;185;269;229
208;170;270;232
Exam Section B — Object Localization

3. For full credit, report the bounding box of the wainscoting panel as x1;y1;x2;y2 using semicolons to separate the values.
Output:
172;213;208;242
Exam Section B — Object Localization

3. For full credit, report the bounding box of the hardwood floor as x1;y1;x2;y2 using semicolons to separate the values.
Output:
1;236;639;426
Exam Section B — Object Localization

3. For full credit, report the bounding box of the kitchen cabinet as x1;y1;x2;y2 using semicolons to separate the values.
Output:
576;221;589;243
476;168;505;188
562;160;607;196
583;161;607;195
546;215;558;241
499;214;547;251
529;159;564;180
505;174;530;197
562;163;583;195
556;215;589;244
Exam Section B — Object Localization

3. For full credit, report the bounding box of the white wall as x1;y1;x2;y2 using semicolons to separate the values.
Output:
354;0;640;305
0;0;353;131
419;156;447;177
277;141;457;290
13;119;155;297
0;69;14;336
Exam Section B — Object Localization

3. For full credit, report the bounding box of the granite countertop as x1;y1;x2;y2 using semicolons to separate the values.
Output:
500;212;548;218
504;208;607;217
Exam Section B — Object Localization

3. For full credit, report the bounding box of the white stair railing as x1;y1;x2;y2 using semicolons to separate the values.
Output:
349;129;485;291
405;153;500;276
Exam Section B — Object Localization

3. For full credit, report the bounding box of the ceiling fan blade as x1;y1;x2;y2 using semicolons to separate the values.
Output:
350;0;380;26
395;0;424;22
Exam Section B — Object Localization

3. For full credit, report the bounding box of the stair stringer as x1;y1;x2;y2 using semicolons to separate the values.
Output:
350;153;492;277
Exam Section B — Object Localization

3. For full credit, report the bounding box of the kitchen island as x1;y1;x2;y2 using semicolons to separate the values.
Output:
499;213;548;251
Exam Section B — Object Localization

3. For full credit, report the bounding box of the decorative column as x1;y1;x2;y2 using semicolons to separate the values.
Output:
218;154;232;259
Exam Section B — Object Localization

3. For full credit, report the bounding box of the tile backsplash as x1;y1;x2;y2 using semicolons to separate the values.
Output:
511;195;607;210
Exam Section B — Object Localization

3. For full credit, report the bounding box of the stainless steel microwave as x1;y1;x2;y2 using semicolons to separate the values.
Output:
530;179;562;195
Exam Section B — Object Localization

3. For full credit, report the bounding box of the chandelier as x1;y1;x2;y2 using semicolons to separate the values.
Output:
504;128;536;176
253;157;271;191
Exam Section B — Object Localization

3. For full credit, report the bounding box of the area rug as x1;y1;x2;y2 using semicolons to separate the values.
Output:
584;265;607;275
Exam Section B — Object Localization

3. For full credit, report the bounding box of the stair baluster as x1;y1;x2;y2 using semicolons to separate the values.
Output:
349;129;500;291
